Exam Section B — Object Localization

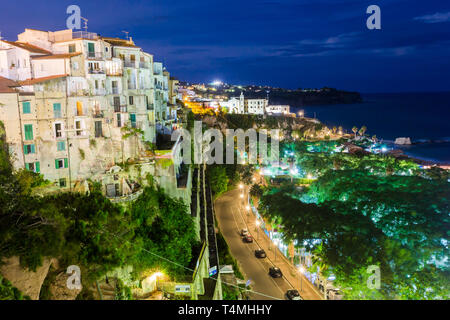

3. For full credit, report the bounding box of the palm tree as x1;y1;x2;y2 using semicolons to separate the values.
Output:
359;125;367;137
372;135;377;143
352;126;358;139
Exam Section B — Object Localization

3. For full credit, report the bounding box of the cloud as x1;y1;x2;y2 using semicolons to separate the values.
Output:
414;12;450;24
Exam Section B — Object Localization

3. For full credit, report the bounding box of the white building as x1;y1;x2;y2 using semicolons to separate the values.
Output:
0;28;175;189
223;92;267;115
266;105;291;115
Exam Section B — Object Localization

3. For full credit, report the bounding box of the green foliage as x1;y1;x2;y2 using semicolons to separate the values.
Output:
0;275;30;300
207;166;228;196
216;232;244;280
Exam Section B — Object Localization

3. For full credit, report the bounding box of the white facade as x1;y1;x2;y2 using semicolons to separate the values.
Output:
266;105;290;115
224;92;268;115
0;28;178;189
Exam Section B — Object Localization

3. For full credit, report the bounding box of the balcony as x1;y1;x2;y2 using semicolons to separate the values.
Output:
147;103;154;111
111;87;119;95
127;82;137;90
124;61;136;68
93;111;104;118
106;69;123;76
87;51;104;60
114;105;127;113
153;70;162;75
139;62;149;69
88;68;105;75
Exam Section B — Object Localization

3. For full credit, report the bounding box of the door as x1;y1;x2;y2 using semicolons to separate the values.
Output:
95;121;102;137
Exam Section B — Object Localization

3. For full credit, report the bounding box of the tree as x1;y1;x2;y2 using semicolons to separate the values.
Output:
359;126;367;137
207;165;228;196
352;126;358;138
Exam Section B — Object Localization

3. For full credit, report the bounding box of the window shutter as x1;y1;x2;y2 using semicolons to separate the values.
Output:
55;159;59;169
31;144;35;154
35;162;40;173
64;158;68;168
25;163;30;170
24;145;28;155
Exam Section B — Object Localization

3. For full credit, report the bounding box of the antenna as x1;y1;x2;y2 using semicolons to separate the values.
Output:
81;17;88;32
122;31;129;40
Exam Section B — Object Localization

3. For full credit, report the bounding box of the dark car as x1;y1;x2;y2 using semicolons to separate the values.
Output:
285;289;302;300
254;249;266;258
243;235;253;243
269;266;283;278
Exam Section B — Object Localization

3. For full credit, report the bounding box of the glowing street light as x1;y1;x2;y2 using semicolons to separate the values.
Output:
239;183;244;189
298;266;305;292
298;110;304;117
240;193;244;199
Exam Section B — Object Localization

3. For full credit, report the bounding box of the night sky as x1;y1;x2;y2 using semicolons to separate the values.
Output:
1;0;449;92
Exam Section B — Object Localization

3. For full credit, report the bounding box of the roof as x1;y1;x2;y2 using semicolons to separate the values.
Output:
0;76;20;93
1;40;51;54
101;37;139;48
19;74;68;86
32;53;82;60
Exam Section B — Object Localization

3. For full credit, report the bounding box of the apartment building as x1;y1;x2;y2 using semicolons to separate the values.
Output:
0;28;172;188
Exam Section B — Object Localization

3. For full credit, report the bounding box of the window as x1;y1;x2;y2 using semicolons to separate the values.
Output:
23;144;35;155
53;103;62;118
129;96;134;105
75;120;82;136
116;113;122;127
57;141;66;151
24;124;33;140
22;101;31;114
69;44;76;53
72;62;79;70
88;42;95;56
55;158;68;169
94;121;102;138
59;178;67;187
55;123;62;138
25;162;39;173
130;113;136;128
76;101;83;116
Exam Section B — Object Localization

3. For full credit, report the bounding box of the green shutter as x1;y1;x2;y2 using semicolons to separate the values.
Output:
35;162;40;173
25;163;30;170
53;103;61;118
57;141;65;151
31;144;35;154
22;102;31;114
55;159;59;169
64;158;68;168
23;145;28;155
24;124;33;140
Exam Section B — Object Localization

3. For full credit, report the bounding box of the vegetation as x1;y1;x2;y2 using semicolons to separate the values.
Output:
256;139;450;299
0;275;30;300
0;126;198;297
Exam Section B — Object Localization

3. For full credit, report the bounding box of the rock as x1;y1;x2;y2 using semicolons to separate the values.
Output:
0;256;55;300
395;137;412;145
48;272;82;300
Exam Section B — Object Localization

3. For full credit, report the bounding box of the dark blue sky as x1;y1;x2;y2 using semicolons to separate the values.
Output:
1;0;449;92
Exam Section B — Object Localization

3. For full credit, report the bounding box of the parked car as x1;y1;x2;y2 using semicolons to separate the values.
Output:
243;235;253;243
269;266;283;278
254;249;266;258
240;229;249;236
285;289;302;300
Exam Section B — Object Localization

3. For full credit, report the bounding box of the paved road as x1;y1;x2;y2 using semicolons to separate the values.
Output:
215;189;293;300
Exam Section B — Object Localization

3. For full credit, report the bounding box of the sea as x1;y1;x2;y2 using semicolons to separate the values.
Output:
293;92;450;164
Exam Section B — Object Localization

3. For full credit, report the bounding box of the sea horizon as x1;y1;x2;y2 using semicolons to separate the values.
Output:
293;91;450;164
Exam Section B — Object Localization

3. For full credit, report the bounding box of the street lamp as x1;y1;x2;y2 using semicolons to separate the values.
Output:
239;183;244;190
298;266;305;292
255;220;260;240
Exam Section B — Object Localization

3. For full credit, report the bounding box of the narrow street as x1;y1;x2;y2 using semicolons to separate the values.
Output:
215;188;323;300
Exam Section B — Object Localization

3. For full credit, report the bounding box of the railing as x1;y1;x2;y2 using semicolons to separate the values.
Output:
106;70;123;76
154;70;162;75
93;111;104;118
114;105;127;113
127;82;137;90
87;52;104;60
111;87;119;95
73;31;98;40
139;62;149;68
124;61;136;68
147;104;154;110
88;68;105;74
93;89;106;96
